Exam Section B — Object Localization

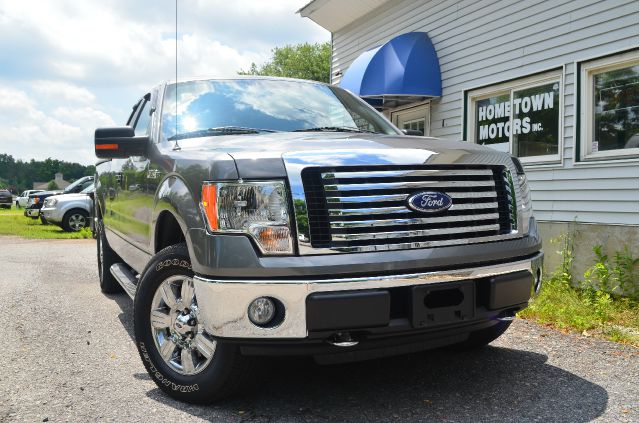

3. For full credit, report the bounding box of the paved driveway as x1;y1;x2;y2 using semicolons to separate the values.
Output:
1;237;637;422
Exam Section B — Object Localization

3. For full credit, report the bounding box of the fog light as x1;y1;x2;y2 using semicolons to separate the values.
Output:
248;297;276;326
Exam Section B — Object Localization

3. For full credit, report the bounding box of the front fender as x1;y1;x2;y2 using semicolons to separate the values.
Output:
151;174;205;255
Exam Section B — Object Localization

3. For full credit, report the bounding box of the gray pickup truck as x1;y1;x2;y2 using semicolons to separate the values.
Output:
94;77;543;404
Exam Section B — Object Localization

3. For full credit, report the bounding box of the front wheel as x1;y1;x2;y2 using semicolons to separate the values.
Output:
62;209;88;232
134;243;254;404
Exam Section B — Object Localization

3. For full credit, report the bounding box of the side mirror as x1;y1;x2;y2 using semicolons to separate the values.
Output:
94;127;148;159
402;129;424;136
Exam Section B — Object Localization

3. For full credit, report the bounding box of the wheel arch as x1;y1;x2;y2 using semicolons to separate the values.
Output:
151;175;204;255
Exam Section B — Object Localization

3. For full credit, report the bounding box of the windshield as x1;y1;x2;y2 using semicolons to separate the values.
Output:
64;177;93;193
81;183;95;194
161;79;400;141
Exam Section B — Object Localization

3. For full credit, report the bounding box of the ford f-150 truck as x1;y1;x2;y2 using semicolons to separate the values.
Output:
94;77;543;404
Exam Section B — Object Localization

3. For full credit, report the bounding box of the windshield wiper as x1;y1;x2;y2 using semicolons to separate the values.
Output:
292;126;376;133
168;126;277;141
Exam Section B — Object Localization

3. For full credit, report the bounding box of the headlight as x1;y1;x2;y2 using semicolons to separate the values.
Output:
201;181;293;255
45;198;58;207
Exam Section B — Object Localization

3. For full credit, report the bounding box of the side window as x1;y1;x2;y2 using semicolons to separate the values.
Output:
134;99;151;136
580;50;639;160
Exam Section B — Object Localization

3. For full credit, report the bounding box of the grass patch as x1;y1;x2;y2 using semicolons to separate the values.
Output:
519;230;639;347
0;207;93;239
519;276;639;346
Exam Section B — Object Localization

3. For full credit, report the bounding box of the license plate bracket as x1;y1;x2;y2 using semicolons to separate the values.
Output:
411;281;475;328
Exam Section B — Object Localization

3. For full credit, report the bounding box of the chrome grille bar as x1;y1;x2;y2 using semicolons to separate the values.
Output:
330;212;501;228
332;224;501;241
325;191;498;204
324;180;495;191
328;202;500;217
332;233;523;253
322;169;494;179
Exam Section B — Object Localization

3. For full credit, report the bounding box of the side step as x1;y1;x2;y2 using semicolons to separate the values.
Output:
110;263;139;300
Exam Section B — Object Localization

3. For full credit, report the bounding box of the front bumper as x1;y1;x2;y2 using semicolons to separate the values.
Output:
40;207;64;223
24;208;40;218
193;251;543;339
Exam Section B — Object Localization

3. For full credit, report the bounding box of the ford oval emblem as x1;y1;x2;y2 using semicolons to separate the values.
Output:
407;191;453;213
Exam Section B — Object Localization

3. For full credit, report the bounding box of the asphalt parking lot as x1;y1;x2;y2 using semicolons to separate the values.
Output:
1;237;638;422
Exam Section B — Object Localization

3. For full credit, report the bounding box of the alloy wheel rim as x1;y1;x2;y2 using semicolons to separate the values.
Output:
150;275;216;375
69;214;86;231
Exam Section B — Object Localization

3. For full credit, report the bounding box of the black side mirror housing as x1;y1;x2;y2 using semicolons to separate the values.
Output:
94;127;148;159
402;129;424;136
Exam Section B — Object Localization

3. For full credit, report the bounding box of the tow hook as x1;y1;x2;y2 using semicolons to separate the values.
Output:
327;332;359;347
497;310;517;322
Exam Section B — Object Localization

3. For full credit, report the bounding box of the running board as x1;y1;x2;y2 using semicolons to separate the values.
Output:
110;263;138;300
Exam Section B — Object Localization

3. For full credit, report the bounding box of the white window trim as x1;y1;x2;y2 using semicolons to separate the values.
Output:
466;70;563;164
580;50;639;161
389;101;431;136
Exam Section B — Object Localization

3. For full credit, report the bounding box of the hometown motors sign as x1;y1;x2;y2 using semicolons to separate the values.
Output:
477;89;555;141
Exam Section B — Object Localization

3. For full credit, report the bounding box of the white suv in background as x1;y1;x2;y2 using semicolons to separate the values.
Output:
41;183;94;232
15;190;44;208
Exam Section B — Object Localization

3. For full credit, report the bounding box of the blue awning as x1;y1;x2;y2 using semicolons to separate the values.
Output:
339;32;442;107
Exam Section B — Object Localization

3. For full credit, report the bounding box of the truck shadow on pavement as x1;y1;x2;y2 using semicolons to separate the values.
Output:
111;294;607;422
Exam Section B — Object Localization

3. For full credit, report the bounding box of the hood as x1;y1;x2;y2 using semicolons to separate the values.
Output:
47;192;89;202
175;132;508;179
30;190;62;198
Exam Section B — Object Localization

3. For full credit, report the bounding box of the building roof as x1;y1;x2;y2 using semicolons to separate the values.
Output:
33;173;70;190
297;0;391;32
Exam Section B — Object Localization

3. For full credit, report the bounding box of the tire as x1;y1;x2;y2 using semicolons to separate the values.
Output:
452;320;512;350
96;219;123;294
40;215;49;225
62;209;89;232
134;243;254;404
15;201;20;209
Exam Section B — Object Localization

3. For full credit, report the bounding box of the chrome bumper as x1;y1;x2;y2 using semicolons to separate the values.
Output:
193;252;543;339
25;208;40;217
41;207;63;223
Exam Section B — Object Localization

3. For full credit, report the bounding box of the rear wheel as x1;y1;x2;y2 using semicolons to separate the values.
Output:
62;209;88;232
134;243;254;404
96;219;123;293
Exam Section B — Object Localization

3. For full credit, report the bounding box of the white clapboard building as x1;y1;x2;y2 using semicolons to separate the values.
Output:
298;0;639;274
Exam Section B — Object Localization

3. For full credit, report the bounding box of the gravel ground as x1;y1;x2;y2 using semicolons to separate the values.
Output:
1;237;638;422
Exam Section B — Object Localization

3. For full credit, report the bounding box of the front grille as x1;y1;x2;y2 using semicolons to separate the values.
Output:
301;165;516;253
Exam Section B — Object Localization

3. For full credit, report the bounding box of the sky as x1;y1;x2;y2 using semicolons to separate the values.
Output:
0;0;328;165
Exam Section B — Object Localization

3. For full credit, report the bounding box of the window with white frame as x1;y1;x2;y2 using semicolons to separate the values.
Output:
580;50;639;160
466;70;562;163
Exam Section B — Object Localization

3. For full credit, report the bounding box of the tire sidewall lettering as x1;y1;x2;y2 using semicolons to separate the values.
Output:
155;258;192;272
139;342;199;392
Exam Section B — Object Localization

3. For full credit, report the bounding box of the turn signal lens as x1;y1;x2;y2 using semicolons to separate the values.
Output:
249;225;292;254
201;184;219;230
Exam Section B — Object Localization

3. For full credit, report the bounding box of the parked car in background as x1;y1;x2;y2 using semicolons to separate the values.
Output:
41;183;94;232
25;176;94;223
0;190;12;209
15;190;45;208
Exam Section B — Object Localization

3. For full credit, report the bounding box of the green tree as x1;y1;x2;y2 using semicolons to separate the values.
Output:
238;42;331;83
47;181;60;190
0;154;94;193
